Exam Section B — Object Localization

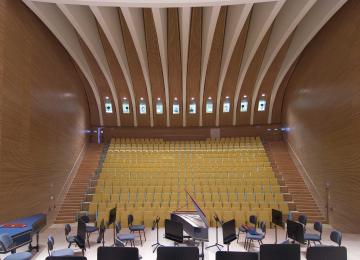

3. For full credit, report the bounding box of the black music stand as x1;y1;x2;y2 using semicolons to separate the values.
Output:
206;214;224;251
222;219;237;252
151;216;164;253
271;209;284;244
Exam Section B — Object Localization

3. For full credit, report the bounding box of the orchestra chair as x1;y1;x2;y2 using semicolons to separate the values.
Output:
237;215;257;242
244;221;266;251
79;215;98;248
47;236;74;257
304;222;322;246
97;246;139;260
330;230;342;246
260;244;300;260
157;247;199;260
0;233;32;260
306;246;347;260
215;251;258;260
128;215;146;246
298;215;307;227
115;222;135;247
64;224;77;248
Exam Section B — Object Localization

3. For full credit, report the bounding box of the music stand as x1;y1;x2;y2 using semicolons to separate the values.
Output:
108;207;116;245
222;219;237;252
206;214;224;251
151;216;164;253
271;209;284;244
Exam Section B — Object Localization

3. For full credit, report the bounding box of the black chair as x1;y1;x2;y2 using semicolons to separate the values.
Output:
216;251;258;260
304;221;322;246
298;215;307;226
237;215;257;242
330;230;342;246
65;224;77;248
260;244;300;260
97;246;139;260
157;247;199;260
74;219;86;256
306;246;347;260
46;257;87;260
80;215;98;248
128;214;146;246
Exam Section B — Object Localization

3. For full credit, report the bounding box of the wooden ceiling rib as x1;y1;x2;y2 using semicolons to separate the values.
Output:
97;23;134;127
202;6;227;127
78;35;118;126
186;7;202;127
23;0;347;128
143;8;166;127
118;8;151;127
236;26;272;125
253;34;293;125
167;8;182;127
219;14;250;126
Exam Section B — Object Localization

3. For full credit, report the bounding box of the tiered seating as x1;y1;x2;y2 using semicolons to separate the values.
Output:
88;137;288;228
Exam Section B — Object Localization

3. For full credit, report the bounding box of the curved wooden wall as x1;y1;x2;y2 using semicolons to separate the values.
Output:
282;0;360;233
0;0;90;222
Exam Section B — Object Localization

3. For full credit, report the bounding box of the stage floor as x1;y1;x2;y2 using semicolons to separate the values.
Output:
3;224;360;260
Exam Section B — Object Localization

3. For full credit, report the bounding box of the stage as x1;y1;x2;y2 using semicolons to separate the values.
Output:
1;224;359;260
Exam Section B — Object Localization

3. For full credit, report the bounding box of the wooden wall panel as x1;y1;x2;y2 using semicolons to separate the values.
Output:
219;15;250;126
253;34;293;125
118;9;150;127
282;0;360;232
78;36;117;126
104;124;282;142
0;0;89;222
167;8;182;127
236;27;272;125
97;23;134;127
202;6;227;127
73;62;100;126
143;8;166;127
186;7;202;127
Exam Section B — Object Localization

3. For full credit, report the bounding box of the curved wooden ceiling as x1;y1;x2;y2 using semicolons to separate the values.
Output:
23;0;348;127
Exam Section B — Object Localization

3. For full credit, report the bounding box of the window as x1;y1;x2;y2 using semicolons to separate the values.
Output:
189;101;196;114
139;101;147;114
122;99;130;114
240;100;248;112
223;98;230;113
258;100;266;111
156;100;163;114
173;100;180;114
105;97;113;113
206;99;213;113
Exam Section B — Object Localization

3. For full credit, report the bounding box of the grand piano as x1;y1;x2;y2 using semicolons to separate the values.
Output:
171;191;209;259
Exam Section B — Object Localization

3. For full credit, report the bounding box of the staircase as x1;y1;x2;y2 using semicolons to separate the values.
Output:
264;140;326;223
55;143;103;224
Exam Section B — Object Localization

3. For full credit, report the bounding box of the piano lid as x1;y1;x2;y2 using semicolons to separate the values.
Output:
186;190;209;227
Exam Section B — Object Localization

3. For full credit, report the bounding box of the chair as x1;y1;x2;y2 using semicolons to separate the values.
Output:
330;230;342;246
128;214;146;246
215;251;258;260
80;215;98;248
97;246;139;260
0;233;32;260
157;247;199;260
244;221;266;251
64;224;77;248
47;236;74;257
298;214;307;226
237;215;257;242
115;222;135;247
304;222;322;246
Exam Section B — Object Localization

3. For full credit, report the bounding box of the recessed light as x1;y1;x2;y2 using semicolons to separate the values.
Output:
105;96;109;99
225;96;229;99
157;97;161;101
191;97;195;101
123;97;127;100
243;95;247;98
140;97;144;101
261;93;266;97
208;97;212;100
174;97;178;101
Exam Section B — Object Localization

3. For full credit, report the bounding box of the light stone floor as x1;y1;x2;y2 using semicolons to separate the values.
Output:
2;224;359;260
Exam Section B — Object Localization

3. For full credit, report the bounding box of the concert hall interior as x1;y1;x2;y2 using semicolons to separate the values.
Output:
0;0;359;259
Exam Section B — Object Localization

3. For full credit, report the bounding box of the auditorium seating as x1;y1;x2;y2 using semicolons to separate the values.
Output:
87;137;288;228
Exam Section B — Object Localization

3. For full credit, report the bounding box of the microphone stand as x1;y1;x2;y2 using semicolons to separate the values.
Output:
205;214;224;251
151;217;164;253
